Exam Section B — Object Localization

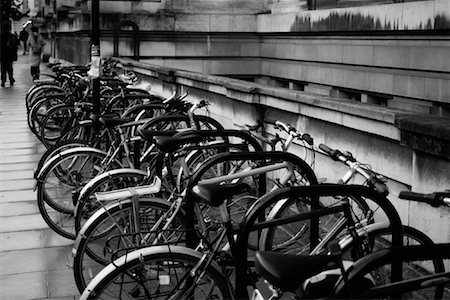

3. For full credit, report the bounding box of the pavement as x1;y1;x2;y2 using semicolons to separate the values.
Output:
0;55;79;299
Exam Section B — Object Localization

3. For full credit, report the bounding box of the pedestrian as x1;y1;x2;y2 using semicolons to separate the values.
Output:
27;26;46;80
19;28;29;55
1;32;19;87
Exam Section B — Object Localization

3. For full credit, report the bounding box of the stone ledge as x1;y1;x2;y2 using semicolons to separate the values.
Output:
116;58;421;140
396;115;450;158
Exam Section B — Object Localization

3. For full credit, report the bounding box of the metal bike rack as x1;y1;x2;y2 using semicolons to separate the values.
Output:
113;20;140;61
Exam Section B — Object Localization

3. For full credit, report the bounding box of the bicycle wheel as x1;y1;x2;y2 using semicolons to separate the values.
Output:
260;194;371;255
80;246;232;300
39;104;75;147
73;197;186;292
339;225;447;299
28;96;65;137
34;139;90;178
58;122;98;145
26;85;64;111
37;148;117;239
74;169;148;233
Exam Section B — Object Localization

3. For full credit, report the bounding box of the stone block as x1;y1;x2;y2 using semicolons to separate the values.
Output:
295;43;319;61
175;42;208;57
240;43;260;57
174;14;211;32
409;46;450;73
47;269;80;298
211;15;257;32
342;45;374;66
260;42;276;57
373;46;410;69
209;42;241;56
99;1;131;13
0;272;47;300
396;114;450;158
366;71;394;95
274;43;298;60
317;44;343;63
304;83;331;96
165;59;205;73
205;58;259;75
437;78;450;104
140;41;176;57
393;74;425;100
408;152;450;243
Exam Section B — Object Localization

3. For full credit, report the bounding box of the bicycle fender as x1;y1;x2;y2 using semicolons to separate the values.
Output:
338;222;390;250
35;147;108;181
80;245;223;300
73;196;169;256
75;168;148;210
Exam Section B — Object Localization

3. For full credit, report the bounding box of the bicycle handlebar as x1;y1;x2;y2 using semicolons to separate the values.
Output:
398;191;450;207
319;143;388;196
274;120;314;145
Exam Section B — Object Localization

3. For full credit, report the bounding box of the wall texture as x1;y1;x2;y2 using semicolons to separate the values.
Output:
53;0;450;115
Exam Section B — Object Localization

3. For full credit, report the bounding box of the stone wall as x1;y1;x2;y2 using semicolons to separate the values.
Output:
53;0;450;115
117;58;450;244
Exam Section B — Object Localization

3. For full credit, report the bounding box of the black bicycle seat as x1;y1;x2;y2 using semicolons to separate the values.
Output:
255;251;338;293
154;133;204;153
192;182;251;207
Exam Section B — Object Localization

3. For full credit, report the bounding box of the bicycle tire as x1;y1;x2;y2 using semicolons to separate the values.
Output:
28;96;65;137
334;243;450;299
80;245;232;300
260;194;371;255
34;139;91;178
26;85;64;111
39;104;75;147
339;225;447;299
37;148;119;239
73;197;186;292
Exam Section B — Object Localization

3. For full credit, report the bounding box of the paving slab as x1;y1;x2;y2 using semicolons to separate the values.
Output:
0;271;47;300
0;213;49;232
0;162;38;171
0;169;35;180
1;189;37;202
0;56;82;299
0;179;36;191
0;247;71;275
0;229;73;252
0;200;39;216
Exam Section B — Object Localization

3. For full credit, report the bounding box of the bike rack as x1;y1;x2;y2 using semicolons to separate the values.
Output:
113;20;140;61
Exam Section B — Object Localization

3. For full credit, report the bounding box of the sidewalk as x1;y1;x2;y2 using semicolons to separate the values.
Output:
0;55;79;299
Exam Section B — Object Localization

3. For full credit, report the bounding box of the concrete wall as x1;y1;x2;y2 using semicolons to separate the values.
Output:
118;58;450;244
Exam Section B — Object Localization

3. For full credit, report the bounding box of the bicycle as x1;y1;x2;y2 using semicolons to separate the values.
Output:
253;190;450;299
34;97;218;239
72;129;265;292
78;183;404;300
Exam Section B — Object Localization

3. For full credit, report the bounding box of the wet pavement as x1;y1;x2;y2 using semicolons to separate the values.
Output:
0;55;79;299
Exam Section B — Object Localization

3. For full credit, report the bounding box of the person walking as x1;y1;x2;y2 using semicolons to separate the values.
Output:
27;26;46;80
1;32;19;87
19;28;29;55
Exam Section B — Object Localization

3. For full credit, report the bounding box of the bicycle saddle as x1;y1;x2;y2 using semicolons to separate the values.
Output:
153;133;204;153
192;182;251;207
255;251;338;293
